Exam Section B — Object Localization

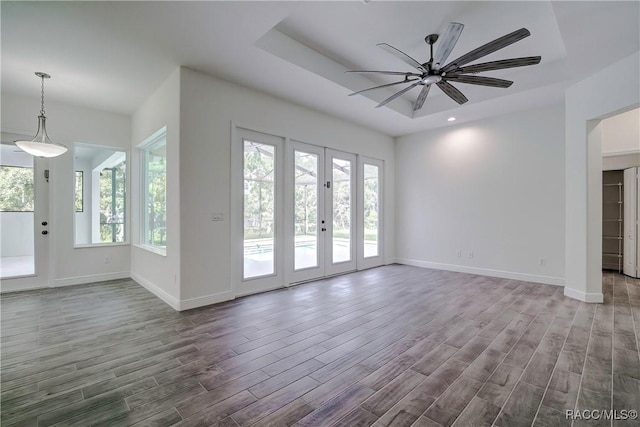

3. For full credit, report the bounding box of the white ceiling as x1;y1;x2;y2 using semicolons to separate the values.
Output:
2;1;639;137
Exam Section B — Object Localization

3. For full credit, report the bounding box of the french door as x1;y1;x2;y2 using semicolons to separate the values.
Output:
287;144;357;283
234;127;383;294
0;139;51;292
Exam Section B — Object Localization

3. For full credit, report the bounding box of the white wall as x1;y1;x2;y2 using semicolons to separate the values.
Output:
602;108;640;155
395;104;565;285
178;67;395;308
1;92;131;288
130;69;181;309
565;51;640;302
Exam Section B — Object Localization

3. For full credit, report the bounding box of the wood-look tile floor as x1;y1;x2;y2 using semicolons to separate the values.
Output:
1;265;639;427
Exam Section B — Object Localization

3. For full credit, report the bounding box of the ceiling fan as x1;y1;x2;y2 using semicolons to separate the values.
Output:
347;23;541;115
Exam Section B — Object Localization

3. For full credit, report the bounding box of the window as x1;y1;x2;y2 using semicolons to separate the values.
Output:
75;171;83;212
73;145;127;245
243;140;275;278
99;164;126;243
363;163;379;258
0;166;34;212
141;129;167;252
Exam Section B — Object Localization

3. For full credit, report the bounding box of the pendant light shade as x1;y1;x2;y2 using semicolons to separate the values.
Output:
14;72;68;158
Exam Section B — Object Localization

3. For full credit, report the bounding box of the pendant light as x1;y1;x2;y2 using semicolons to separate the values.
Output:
15;72;68;158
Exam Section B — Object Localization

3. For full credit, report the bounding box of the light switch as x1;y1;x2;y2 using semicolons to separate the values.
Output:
211;212;224;221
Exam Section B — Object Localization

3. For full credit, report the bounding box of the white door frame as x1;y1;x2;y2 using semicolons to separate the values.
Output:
623;167;639;278
325;149;357;276
286;140;326;284
357;156;384;270
231;126;285;297
0;151;52;292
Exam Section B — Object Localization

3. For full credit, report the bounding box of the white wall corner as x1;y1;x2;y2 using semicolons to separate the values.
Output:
393;258;566;286
563;286;604;303
179;291;235;311
131;272;181;311
53;272;130;288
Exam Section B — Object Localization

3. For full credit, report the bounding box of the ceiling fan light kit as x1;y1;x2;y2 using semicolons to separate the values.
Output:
15;72;68;158
347;23;541;115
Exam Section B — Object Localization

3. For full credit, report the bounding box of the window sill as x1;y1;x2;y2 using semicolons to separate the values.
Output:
134;244;167;257
74;242;130;249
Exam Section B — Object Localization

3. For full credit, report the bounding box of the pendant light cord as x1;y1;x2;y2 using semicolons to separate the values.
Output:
40;75;46;116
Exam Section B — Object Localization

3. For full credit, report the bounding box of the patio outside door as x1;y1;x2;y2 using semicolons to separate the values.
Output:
0;139;50;292
287;143;356;283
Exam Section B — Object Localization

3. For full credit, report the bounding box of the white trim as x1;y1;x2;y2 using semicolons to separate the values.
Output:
53;271;129;287
180;291;234;311
131;272;180;311
602;149;640;157
563;286;604;303
1;280;50;293
393;258;565;286
133;243;167;257
235;283;284;298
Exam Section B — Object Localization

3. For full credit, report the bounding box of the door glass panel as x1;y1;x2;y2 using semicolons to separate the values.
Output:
294;151;318;270
0;145;35;277
364;164;379;258
244;140;275;278
332;158;351;263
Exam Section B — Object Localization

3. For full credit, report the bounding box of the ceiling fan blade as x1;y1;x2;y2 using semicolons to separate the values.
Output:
413;84;432;112
432;22;464;70
376;81;422;108
448;56;541;74
348;78;420;96
436;81;468;105
377;43;427;72
441;28;531;73
444;74;513;88
346;70;422;77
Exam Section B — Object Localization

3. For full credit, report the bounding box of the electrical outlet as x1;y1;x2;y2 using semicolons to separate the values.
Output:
211;212;224;221
468;251;474;259
539;258;545;266
105;256;110;264
457;250;462;258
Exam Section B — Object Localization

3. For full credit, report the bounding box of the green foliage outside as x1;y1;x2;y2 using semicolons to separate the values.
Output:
294;151;318;238
99;163;126;243
0;166;34;212
363;164;379;243
244;142;274;240
75;171;83;212
146;150;166;247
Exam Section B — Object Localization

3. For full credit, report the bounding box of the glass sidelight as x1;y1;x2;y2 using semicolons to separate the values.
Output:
243;140;276;279
294;150;320;271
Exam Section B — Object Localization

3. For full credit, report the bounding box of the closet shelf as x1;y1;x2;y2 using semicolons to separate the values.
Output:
603;252;623;258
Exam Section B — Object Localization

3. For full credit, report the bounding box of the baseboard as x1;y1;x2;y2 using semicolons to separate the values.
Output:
393;258;566;286
563;287;604;303
1;280;50;293
180;291;234;311
130;272;180;311
54;272;130;288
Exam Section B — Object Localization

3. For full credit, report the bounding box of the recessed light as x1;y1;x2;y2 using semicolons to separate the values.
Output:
448;117;456;122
